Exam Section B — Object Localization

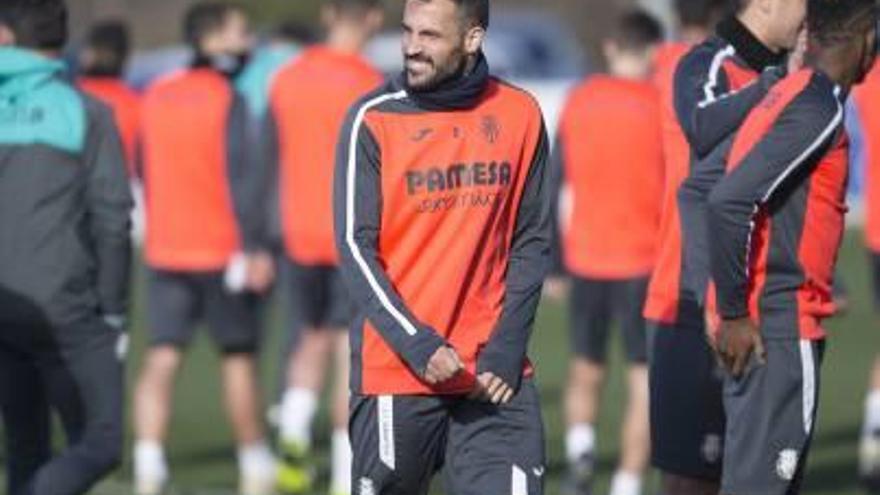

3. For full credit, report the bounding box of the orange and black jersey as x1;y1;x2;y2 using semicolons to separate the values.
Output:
264;46;383;266
852;63;880;252
553;75;663;280
653;42;691;89
334;55;551;396
643;41;692;324
708;69;847;340
646;17;788;324
141;65;269;271
676;18;789;308
78;77;141;175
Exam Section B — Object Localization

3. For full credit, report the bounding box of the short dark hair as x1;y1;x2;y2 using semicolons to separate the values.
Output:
327;0;384;18
809;0;876;47
612;9;665;51
183;1;243;48
273;21;317;45
411;0;489;30
84;20;130;76
451;0;488;29
0;0;68;50
675;0;733;29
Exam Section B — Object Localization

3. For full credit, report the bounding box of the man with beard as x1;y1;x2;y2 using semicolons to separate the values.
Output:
334;0;551;493
133;3;276;495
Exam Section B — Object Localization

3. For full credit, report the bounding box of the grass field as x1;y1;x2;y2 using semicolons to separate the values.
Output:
6;230;880;494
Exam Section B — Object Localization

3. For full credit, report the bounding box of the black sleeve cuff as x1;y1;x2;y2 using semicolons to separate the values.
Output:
477;344;527;392
400;329;447;377
718;296;749;321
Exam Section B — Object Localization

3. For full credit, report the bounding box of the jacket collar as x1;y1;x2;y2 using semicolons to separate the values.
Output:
0;47;65;100
716;16;787;72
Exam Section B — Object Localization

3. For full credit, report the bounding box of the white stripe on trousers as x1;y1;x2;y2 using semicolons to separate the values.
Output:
800;340;817;434
378;395;395;470
512;465;528;495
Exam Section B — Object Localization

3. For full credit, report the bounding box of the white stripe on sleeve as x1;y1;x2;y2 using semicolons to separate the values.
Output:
343;90;420;337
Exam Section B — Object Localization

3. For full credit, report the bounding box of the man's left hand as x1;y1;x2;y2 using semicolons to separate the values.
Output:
246;251;275;293
468;372;515;405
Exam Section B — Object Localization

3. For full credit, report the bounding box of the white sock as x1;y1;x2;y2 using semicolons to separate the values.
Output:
238;441;276;479
330;429;352;495
865;390;880;433
609;470;642;495
280;388;318;447
134;440;168;482
565;423;596;463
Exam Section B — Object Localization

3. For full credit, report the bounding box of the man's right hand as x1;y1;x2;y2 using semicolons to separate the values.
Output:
543;276;569;302
717;316;766;378
245;251;275;293
423;346;464;385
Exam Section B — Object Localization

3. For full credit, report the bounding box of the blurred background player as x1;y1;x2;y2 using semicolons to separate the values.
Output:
0;0;133;493
552;10;664;495
648;0;805;493
653;0;730;95
238;15;315;420
263;1;385;493
236;19;315;121
707;0;877;491
132;3;276;495
76;20;146;242
851;59;880;491
77;20;139;175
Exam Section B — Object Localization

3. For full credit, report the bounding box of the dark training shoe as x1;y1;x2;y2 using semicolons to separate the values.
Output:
562;453;595;495
862;428;880;493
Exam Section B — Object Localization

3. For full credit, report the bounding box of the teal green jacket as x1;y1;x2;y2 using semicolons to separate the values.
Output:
236;43;300;119
0;47;133;326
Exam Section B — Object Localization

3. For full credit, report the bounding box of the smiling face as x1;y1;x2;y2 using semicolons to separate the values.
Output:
401;0;484;91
